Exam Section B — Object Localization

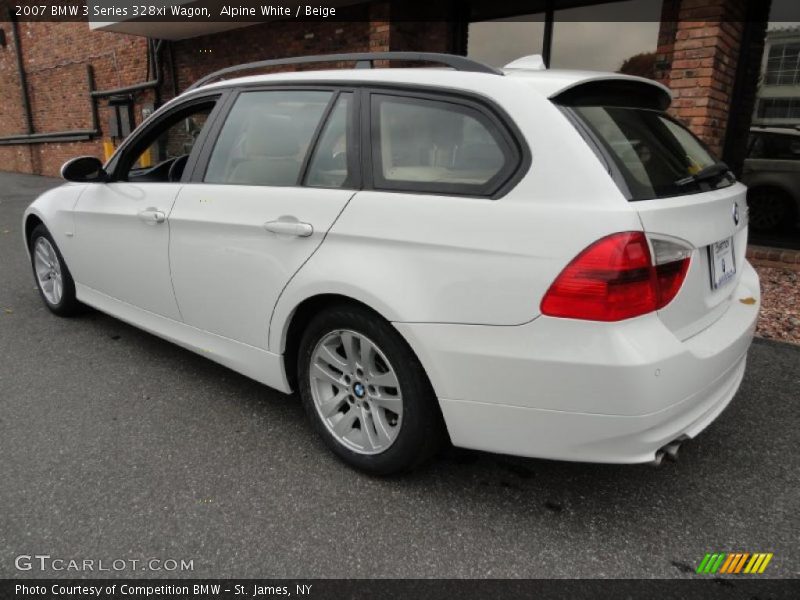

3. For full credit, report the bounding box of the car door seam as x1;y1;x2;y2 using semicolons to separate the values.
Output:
166;184;186;322
267;190;358;351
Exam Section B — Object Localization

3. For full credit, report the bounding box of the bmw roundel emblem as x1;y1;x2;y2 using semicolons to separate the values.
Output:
733;203;740;226
353;382;366;398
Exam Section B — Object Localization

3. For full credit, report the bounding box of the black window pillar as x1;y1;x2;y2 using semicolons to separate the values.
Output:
542;0;555;68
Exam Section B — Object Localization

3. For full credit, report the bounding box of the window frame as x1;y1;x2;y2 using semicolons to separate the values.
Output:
302;91;358;190
182;80;528;198
105;91;227;183
188;85;362;190
363;88;525;198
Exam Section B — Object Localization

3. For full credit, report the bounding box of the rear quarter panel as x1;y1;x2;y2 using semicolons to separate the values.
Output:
269;81;640;351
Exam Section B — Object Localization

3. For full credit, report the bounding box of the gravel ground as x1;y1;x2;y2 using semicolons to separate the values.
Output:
754;265;800;345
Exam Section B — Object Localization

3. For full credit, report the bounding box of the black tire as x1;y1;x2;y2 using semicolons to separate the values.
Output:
747;187;794;232
29;224;84;317
297;304;444;475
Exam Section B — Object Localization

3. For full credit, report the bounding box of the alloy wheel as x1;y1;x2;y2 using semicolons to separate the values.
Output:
33;237;63;306
309;329;403;455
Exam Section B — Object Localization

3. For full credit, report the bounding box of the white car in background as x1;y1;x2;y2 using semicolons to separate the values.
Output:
23;53;760;474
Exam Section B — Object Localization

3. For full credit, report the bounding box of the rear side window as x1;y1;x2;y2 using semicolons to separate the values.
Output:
571;106;733;200
371;94;516;196
204;90;332;186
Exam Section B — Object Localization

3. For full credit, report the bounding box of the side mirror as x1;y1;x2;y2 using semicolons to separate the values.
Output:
61;156;107;183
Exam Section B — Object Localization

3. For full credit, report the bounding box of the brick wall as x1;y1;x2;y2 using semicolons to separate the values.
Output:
3;0;759;178
656;0;749;158
0;1;462;177
168;4;372;99
0;21;149;176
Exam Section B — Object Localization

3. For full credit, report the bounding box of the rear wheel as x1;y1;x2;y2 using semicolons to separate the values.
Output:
297;305;443;475
747;187;793;232
29;224;83;317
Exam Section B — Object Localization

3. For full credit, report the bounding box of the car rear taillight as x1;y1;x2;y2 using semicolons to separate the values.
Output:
540;232;691;322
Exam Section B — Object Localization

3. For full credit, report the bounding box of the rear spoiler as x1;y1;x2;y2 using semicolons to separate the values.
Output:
551;77;672;112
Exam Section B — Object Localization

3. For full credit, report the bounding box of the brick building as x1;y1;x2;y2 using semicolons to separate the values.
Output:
0;0;774;177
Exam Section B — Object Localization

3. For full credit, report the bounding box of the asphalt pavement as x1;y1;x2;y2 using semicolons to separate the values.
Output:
0;171;798;579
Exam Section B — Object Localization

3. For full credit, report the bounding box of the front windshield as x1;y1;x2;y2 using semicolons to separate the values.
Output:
573;106;733;200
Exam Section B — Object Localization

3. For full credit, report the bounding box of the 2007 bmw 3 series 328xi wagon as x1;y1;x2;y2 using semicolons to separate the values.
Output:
24;52;760;474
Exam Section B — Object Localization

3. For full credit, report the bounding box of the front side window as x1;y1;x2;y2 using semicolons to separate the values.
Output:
204;90;333;186
121;101;216;183
572;106;732;200
371;94;514;196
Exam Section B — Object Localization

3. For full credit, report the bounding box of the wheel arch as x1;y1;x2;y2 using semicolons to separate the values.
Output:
278;292;442;404
23;212;45;255
280;293;391;391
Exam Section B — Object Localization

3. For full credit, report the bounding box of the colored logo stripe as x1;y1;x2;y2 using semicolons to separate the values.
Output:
697;552;773;574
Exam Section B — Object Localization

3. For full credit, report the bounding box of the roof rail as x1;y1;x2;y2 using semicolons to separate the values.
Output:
186;52;502;91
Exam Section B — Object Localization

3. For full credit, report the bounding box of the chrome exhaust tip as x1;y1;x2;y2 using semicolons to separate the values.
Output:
650;450;665;467
663;441;681;462
650;438;686;466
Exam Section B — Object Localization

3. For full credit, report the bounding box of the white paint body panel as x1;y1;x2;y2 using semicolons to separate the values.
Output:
23;65;759;464
71;182;183;320
396;262;760;462
169;184;354;349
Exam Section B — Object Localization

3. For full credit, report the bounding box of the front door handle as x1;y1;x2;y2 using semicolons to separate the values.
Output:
264;218;313;237
138;208;166;224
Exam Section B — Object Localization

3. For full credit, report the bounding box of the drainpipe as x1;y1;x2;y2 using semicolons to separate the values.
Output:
169;41;179;98
0;64;99;145
91;39;163;99
9;10;33;134
542;0;555;69
0;38;163;146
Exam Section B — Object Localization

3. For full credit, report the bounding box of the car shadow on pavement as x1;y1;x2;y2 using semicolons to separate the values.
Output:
75;306;797;515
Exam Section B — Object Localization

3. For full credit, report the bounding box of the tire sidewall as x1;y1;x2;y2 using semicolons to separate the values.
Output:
29;225;78;315
297;305;440;475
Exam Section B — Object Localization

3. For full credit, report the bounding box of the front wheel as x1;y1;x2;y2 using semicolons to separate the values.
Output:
29;224;83;317
297;305;443;475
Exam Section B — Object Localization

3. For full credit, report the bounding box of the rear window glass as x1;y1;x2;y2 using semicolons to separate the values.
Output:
572;106;733;200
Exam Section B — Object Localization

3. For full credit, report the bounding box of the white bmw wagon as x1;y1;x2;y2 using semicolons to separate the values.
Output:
24;52;760;474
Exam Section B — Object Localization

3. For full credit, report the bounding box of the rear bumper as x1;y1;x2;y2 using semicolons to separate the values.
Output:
394;261;760;463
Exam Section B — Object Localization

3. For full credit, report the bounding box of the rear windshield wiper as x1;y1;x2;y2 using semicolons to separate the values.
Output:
675;161;731;187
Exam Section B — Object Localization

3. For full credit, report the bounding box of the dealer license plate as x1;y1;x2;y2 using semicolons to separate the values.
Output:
709;237;736;290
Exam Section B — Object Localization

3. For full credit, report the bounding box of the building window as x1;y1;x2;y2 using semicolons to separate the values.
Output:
764;43;800;86
758;97;800;120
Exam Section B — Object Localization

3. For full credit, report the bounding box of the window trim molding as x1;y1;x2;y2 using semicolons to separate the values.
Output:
300;90;362;190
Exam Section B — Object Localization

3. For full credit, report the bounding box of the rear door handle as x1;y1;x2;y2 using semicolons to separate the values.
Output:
264;218;313;237
138;208;166;224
